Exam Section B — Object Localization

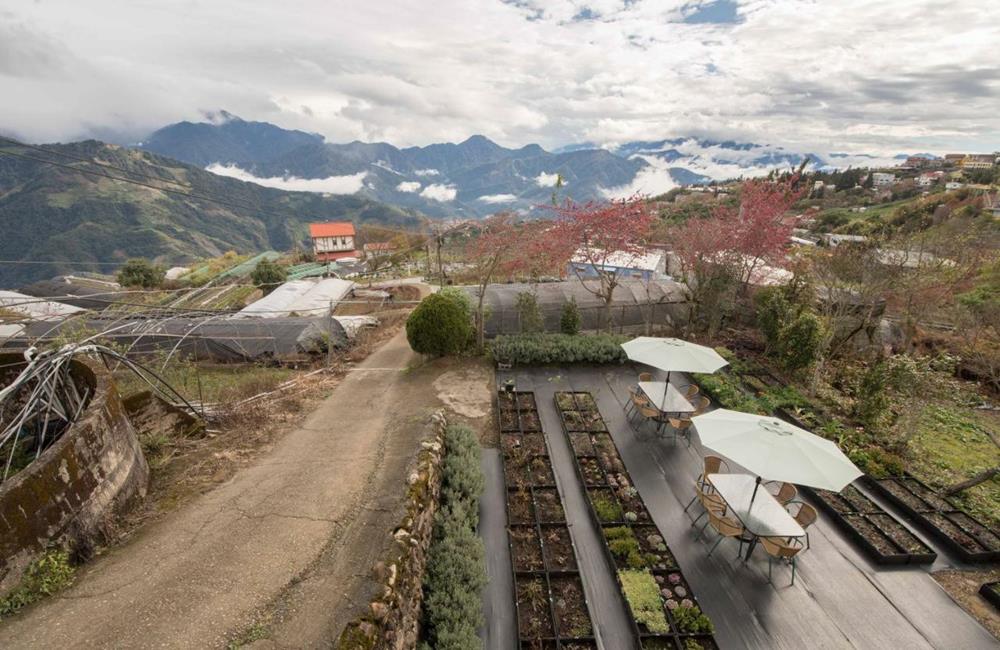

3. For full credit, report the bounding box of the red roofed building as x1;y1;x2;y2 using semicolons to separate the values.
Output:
310;222;358;261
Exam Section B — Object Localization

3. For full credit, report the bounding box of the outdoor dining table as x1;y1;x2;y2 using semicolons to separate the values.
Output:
706;473;805;560
638;381;695;414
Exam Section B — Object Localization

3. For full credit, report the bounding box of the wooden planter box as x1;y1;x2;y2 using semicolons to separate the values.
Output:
554;391;718;650
497;390;597;649
800;485;936;565
864;475;1000;564
979;582;1000;612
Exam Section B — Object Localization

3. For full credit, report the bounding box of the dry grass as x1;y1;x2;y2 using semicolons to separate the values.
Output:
932;568;1000;640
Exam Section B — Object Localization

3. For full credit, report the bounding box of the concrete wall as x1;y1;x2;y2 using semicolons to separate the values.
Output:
0;354;149;596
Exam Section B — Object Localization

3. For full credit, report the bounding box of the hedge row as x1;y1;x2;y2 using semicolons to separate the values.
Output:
421;424;487;650
491;333;629;365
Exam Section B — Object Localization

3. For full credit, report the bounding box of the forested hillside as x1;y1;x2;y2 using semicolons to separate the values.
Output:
0;141;423;287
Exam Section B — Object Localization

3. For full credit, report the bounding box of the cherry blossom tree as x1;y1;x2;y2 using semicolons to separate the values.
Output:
670;178;802;334
542;195;655;331
465;213;527;349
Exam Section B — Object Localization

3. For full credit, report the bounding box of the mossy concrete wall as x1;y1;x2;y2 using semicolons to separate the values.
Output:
337;411;447;650
0;353;149;596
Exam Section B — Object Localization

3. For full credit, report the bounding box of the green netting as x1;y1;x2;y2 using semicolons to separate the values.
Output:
215;251;282;280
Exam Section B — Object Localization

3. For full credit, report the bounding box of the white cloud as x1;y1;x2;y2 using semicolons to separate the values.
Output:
396;181;421;192
419;183;457;201
601;156;677;199
206;164;366;194
535;172;563;187
477;193;517;203
1;1;998;153
413;169;440;176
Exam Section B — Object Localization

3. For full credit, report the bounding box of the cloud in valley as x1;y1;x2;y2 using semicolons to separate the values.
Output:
478;193;517;203
206;164;367;194
419;183;458;201
535;172;563;187
0;1;998;153
396;181;421;192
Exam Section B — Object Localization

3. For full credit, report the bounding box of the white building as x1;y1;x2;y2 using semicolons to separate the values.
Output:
871;172;896;188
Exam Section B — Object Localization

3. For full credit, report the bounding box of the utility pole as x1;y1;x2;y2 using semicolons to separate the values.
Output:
435;230;444;287
326;299;334;369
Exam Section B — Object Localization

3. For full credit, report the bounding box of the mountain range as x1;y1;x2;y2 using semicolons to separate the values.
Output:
0;140;421;287
139;113;900;218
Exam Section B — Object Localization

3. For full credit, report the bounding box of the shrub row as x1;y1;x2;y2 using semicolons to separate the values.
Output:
491;333;629;365
421;424;487;650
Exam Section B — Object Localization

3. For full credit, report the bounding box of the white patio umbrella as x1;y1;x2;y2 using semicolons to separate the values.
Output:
692;408;862;503
620;337;729;410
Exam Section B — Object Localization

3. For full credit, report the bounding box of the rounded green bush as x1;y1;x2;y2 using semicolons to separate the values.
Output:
406;292;472;356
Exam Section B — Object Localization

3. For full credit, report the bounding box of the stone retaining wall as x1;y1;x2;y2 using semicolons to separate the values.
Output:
336;410;448;650
0;353;149;596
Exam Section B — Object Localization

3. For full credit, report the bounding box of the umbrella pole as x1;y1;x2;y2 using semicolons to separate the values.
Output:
662;370;670;412
749;475;762;508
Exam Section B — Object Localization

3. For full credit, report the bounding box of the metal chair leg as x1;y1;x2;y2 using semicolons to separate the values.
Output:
707;535;723;556
682;493;699;514
791;558;796;586
691;509;708;528
696;518;712;540
767;557;772;583
805;532;810;550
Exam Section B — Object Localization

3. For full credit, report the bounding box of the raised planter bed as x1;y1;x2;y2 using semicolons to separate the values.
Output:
498;391;597;649
802;484;936;565
980;582;1000;612
554;391;717;650
865;475;1000;563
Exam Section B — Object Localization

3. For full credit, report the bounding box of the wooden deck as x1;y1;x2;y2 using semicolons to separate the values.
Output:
500;364;998;650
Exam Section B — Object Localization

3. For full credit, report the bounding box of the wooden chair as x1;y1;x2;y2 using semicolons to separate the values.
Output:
684;384;700;399
625;386;640;416
703;509;749;558
637;404;667;436
760;536;804;586
691;485;726;529
668;417;693;444
767;481;798;505
638;371;653;382
691;395;711;416
626;389;651;422
786;500;818;549
684;456;730;514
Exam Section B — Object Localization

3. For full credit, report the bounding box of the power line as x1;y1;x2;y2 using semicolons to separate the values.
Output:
0;259;126;266
0;136;194;191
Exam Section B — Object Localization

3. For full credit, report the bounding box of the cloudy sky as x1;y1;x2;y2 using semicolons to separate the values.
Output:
2;0;998;154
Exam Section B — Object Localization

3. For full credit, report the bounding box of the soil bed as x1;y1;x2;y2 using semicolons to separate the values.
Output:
554;391;717;648
868;476;1000;562
808;485;936;565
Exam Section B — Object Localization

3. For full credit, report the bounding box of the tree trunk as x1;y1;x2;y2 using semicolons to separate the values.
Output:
943;467;1000;496
476;287;487;352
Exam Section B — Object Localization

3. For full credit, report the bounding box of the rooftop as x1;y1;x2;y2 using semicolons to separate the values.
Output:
309;222;356;238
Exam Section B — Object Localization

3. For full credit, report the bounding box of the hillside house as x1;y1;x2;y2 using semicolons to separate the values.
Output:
917;171;944;187
961;154;997;170
944;154;966;166
569;248;666;281
871;172;896;188
310;222;358;262
985;193;1000;218
363;242;396;258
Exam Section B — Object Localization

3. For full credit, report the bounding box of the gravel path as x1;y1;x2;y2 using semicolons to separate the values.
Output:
0;330;470;649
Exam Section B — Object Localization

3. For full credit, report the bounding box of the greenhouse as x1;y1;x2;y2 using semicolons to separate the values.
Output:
463;279;690;336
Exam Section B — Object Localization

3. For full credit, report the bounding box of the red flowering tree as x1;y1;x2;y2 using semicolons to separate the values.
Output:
671;178;802;334
466;213;529;349
542;195;655;331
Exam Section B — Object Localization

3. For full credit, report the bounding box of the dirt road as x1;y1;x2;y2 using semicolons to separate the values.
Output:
0;330;494;648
